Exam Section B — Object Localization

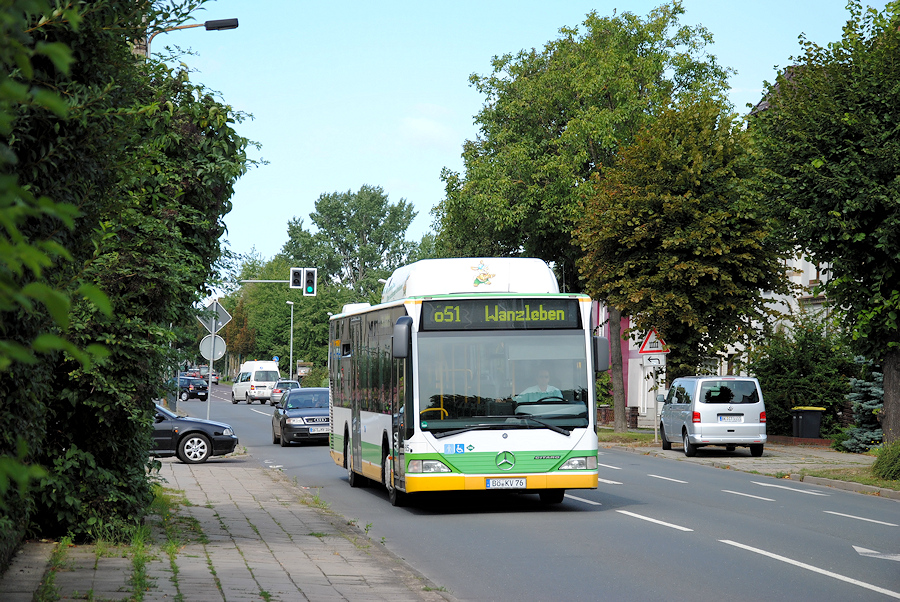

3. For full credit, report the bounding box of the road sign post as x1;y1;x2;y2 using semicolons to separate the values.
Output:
198;300;232;419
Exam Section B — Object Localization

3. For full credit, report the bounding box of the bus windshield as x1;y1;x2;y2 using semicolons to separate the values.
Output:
416;330;590;435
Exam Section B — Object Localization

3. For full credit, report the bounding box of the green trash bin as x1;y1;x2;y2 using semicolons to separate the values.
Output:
791;406;825;438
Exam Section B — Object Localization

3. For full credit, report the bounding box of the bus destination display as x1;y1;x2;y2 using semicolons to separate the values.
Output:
421;298;581;330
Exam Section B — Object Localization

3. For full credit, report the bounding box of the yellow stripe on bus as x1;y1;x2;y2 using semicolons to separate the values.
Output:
405;472;598;492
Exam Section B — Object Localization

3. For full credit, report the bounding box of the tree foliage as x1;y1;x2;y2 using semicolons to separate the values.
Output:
841;362;883;453
282;184;417;300
1;0;251;563
750;0;900;443
577;96;793;378
433;1;730;290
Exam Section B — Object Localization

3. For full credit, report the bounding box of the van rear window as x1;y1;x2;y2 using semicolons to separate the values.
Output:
699;381;759;404
255;371;279;381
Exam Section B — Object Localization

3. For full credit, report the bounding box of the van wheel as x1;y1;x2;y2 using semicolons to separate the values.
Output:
750;444;764;457
660;424;671;450
683;431;697;457
231;392;237;404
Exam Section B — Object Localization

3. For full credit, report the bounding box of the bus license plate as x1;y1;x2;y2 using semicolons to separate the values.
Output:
486;478;526;489
309;426;330;434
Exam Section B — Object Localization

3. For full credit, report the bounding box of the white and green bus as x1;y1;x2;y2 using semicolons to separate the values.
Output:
329;257;610;506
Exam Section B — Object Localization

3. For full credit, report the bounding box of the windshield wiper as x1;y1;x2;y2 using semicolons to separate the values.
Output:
431;424;505;438
515;415;571;436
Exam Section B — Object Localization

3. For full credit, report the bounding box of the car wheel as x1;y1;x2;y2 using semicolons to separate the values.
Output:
180;391;188;402
178;433;211;464
280;428;290;447
683;431;697;457
660;424;671;450
750;444;764;457
539;489;565;504
272;426;279;444
231;392;237;405
246;395;251;404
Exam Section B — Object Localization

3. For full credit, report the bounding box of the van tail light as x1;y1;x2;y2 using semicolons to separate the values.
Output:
760;411;766;423
692;412;701;423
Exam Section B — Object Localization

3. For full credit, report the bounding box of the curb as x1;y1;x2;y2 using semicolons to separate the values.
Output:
789;474;900;500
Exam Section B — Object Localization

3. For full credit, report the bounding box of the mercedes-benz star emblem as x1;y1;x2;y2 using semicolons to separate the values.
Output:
495;451;516;470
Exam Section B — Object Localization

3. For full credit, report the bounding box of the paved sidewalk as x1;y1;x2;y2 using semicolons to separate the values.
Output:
0;457;454;601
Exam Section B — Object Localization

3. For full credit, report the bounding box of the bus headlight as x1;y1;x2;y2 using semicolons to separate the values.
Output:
559;456;598;470
408;459;451;473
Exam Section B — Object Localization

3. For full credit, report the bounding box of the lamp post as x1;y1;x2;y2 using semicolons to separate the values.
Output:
140;18;239;56
286;301;294;381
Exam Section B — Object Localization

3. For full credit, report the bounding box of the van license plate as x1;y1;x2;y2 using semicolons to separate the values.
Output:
486;478;526;489
718;415;742;423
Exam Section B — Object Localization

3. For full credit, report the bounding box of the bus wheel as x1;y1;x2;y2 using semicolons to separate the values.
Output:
346;439;361;488
539;489;565;504
383;448;406;507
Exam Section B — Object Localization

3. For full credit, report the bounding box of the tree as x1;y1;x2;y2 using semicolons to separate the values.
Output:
282;185;417;300
576;96;793;430
1;0;251;553
750;1;900;443
433;2;730;290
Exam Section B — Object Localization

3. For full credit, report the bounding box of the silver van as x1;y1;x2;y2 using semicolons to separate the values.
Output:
658;376;766;457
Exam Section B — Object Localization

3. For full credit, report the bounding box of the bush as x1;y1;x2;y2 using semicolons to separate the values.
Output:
748;311;855;437
872;440;900;481
841;362;884;453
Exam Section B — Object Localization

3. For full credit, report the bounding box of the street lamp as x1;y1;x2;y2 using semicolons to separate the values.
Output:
286;301;294;381
141;18;239;56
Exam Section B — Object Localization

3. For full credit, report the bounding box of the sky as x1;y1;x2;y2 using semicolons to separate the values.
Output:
151;0;877;265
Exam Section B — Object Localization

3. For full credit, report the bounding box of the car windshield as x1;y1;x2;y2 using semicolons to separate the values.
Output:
416;330;590;433
699;380;759;404
255;370;279;381
286;392;328;409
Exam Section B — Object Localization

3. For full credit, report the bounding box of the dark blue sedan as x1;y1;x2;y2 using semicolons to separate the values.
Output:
271;387;330;447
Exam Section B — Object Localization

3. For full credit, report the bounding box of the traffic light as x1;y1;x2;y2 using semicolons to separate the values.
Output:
303;268;317;296
289;267;303;289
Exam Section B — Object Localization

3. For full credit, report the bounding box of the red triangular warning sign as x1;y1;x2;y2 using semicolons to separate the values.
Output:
638;328;669;354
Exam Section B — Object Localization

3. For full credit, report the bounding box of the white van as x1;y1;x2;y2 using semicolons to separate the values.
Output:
231;361;281;404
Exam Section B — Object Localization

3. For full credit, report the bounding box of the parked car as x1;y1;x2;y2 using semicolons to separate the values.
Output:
270;380;300;406
152;404;238;463
658;376;766;457
175;377;208;402
271;387;330;446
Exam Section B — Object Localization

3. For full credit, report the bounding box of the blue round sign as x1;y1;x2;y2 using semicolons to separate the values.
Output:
273;356;279;362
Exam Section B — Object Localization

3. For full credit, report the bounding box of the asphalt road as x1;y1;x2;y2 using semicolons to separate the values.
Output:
188;387;900;602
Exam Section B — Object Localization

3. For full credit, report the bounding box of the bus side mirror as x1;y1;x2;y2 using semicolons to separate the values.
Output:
593;336;610;373
392;316;412;359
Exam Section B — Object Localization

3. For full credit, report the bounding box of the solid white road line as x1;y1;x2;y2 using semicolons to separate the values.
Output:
752;481;830;496
598;463;622;470
824;511;899;527
722;490;775;502
616;510;693;531
648;474;688;483
598;478;623;485
720;539;900;599
565;494;602;505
